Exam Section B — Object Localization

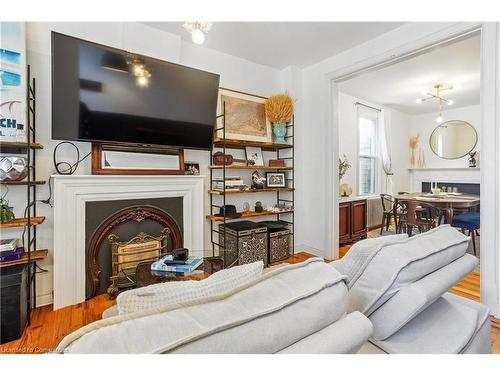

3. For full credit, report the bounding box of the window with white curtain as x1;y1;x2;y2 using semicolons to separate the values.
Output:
358;111;379;195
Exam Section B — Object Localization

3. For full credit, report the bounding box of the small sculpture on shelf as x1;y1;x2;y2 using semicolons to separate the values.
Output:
468;151;477;168
255;201;263;213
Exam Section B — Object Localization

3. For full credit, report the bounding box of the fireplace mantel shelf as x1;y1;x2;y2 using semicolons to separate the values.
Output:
408;167;480;171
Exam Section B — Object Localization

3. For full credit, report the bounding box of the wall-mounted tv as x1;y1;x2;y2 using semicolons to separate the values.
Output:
51;32;220;150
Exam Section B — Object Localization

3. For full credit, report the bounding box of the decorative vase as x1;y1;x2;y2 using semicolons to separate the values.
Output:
272;123;287;144
0;156;28;181
339;183;352;197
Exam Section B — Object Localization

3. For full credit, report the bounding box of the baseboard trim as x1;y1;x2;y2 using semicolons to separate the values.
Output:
295;244;322;257
36;293;53;308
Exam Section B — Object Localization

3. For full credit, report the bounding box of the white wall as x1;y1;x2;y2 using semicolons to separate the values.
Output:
409;104;481;169
5;22;297;306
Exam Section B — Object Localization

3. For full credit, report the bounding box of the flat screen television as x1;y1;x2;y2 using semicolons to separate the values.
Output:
51;32;220;150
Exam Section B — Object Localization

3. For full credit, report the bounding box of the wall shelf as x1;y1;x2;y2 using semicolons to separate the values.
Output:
209;165;293;170
1;180;46;186
213;138;293;151
0;249;48;268
0;141;44;153
0;216;45;229
209;105;294;269
209;188;294;195
207;210;294;222
0;66;44;326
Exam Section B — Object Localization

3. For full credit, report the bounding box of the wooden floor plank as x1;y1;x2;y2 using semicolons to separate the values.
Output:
0;250;497;354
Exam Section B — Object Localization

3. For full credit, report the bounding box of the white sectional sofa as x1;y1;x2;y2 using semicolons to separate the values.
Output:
56;258;373;354
57;225;490;354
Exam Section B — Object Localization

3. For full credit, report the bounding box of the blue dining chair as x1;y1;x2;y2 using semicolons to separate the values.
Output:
451;212;480;256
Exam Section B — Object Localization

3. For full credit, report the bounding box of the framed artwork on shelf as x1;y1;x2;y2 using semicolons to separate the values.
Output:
245;146;264;166
216;88;272;143
266;172;286;188
184;162;200;175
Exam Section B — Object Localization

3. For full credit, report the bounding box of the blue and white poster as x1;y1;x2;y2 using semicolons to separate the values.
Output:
0;22;26;142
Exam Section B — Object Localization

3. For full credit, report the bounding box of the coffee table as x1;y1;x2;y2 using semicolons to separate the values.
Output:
135;260;211;288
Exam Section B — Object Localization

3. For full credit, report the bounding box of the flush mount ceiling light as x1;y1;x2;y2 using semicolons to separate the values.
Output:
415;83;454;123
183;22;212;45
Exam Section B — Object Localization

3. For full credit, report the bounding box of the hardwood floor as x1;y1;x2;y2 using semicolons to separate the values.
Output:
0;250;498;354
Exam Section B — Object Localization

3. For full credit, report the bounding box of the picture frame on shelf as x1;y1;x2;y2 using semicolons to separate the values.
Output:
184;162;200;175
216;88;272;143
245;146;264;166
266;172;286;188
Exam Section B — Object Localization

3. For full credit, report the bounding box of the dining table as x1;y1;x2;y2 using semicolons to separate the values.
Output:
393;192;480;226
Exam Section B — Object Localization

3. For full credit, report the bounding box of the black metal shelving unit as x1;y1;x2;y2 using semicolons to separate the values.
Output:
206;103;295;269
0;65;46;326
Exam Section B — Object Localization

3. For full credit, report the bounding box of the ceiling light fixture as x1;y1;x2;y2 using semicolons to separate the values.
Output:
129;57;151;87
183;22;212;45
415;83;454;124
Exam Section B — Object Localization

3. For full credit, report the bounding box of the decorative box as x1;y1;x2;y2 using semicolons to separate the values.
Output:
219;221;268;267
268;228;291;263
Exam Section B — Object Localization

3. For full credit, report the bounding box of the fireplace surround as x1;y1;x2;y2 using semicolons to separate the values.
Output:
52;175;204;309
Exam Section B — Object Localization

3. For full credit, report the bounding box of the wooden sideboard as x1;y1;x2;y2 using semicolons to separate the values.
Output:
339;198;367;245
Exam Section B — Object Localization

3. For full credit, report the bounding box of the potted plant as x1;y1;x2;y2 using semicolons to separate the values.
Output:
339;155;352;197
265;93;294;144
339;154;351;181
0;196;15;224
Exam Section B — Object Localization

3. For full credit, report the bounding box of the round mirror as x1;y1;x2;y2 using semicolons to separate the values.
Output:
429;120;477;159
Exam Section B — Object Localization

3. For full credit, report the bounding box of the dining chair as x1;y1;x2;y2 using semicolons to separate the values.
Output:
394;200;409;234
401;200;438;237
380;194;395;235
451;203;480;256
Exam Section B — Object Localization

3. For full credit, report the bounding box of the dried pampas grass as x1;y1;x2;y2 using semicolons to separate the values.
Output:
265;93;294;124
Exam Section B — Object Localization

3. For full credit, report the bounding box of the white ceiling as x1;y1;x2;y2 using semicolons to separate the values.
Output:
143;22;405;69
338;33;481;115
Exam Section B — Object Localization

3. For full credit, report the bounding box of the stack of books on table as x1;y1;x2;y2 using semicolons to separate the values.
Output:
0;239;25;263
151;255;204;275
213;176;247;191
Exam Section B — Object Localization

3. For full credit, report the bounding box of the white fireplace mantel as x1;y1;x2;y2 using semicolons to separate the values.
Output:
408;167;481;192
52;175;204;309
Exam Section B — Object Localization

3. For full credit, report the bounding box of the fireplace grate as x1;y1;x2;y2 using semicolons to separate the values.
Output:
107;229;169;298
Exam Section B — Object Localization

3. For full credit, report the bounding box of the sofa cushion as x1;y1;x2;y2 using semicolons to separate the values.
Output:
370;293;490;354
369;253;478;340
277;311;373;354
332;234;408;287
116;261;264;315
333;225;470;314
57;258;349;354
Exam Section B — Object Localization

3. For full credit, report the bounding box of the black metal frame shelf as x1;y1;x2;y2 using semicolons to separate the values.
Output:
207;103;295;269
0;65;45;326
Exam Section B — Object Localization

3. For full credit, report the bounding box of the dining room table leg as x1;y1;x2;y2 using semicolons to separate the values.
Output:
445;205;454;225
393;199;399;234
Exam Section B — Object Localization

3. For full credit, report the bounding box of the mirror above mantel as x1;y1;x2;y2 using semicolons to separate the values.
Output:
429;120;478;159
